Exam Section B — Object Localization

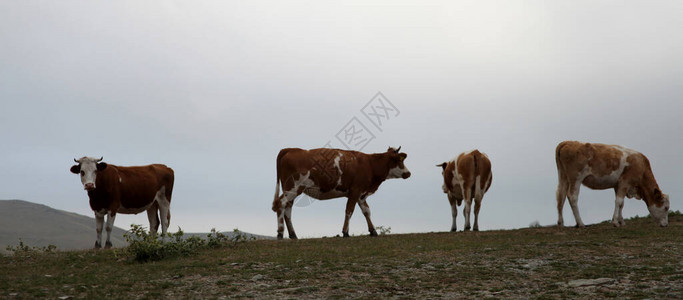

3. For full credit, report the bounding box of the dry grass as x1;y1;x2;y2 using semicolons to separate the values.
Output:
1;213;681;299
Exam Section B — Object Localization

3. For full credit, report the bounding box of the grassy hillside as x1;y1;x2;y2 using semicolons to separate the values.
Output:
0;200;127;252
1;213;681;299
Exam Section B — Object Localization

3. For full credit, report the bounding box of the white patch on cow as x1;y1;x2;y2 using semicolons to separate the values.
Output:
104;213;116;245
283;171;320;202
586;149;630;188
474;175;482;199
154;186;171;237
387;164;411;179
648;193;669;227
334;153;344;187
358;197;371;216
77;157;100;189
648;204;669;227
119;177;122;183
284;208;292;220
451;161;464;188
94;212;105;245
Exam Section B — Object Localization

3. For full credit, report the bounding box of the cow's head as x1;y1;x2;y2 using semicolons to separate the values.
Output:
647;188;669;227
70;156;107;191
386;146;411;179
437;162;462;205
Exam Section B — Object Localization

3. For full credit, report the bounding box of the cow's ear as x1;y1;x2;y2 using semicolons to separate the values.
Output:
399;153;407;161
70;165;80;174
654;188;662;199
96;162;108;171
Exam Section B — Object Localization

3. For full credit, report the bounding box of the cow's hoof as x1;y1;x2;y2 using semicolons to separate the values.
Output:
450;228;457;232
289;234;298;240
369;230;378;237
94;242;102;249
473;227;479;232
557;221;564;227
277;233;284;240
464;226;471;231
575;224;585;228
342;232;350;238
105;241;113;249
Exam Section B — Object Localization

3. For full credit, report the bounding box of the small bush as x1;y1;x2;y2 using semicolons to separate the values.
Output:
5;239;57;256
529;221;542;228
207;228;256;248
375;226;392;235
125;224;205;262
125;225;256;262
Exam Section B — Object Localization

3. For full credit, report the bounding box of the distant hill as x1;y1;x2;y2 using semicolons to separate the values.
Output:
0;200;127;252
0;200;273;253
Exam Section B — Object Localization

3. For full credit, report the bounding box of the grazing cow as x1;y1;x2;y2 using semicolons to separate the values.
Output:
271;147;411;239
70;157;175;248
555;141;669;227
437;150;492;232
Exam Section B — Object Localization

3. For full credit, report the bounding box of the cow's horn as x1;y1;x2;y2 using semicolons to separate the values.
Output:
96;157;103;162
74;158;79;163
396;146;401;152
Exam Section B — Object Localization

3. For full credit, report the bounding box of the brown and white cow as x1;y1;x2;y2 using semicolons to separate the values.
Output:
70;157;175;248
555;141;670;227
271;147;411;239
437;150;492;232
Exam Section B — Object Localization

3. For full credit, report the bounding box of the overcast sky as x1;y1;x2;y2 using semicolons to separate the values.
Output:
1;1;681;237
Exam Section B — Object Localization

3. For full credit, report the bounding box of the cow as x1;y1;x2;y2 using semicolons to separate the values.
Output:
555;141;670;227
437;150;492;232
70;157;175;248
271;147;411;239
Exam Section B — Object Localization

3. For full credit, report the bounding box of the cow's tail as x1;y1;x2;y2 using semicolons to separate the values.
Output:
472;150;480;195
472;150;479;175
555;142;566;180
272;149;288;212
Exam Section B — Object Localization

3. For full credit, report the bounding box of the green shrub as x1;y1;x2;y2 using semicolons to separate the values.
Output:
375;226;392;235
125;225;255;262
5;239;57;256
124;224;205;262
207;228;256;248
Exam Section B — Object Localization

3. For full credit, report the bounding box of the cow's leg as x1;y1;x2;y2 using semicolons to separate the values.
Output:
357;194;377;236
277;187;299;240
473;194;483;231
556;176;569;227
275;195;285;240
463;187;473;231
104;212;116;248
612;188;626;227
155;186;171;240
449;197;458;232
567;180;585;228
146;202;160;236
463;199;472;231
94;212;105;249
342;197;357;237
284;200;297;239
